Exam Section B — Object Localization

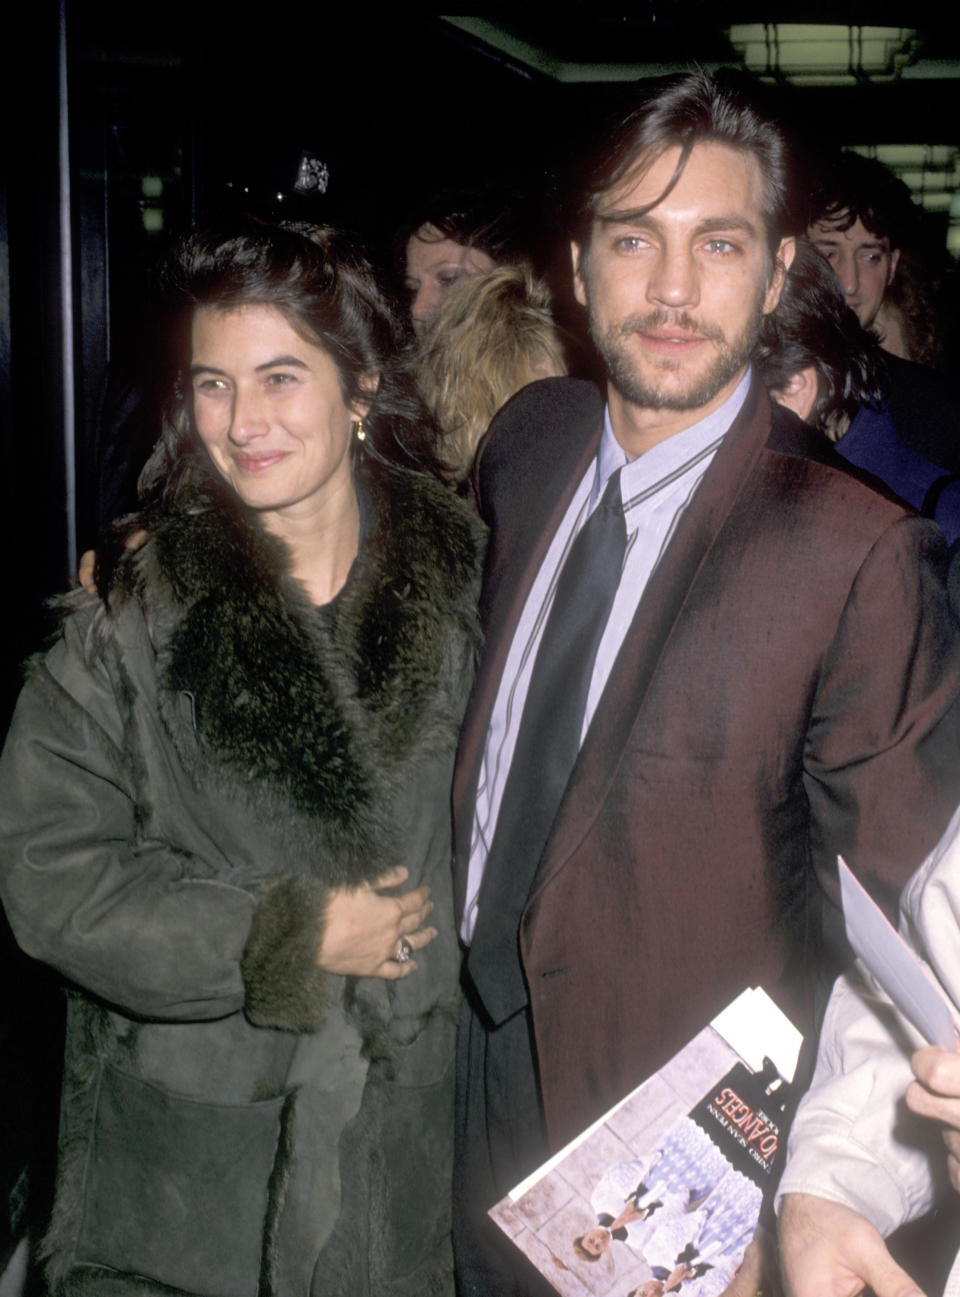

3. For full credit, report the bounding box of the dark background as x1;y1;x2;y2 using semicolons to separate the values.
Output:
2;2;960;1280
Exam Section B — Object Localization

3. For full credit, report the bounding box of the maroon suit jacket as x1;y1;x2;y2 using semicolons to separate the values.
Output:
453;376;960;1152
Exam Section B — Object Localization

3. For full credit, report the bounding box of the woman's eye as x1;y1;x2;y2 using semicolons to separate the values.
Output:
265;372;296;386
195;377;228;394
437;271;463;288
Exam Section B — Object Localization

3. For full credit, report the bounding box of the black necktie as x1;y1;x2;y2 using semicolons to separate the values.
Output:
466;468;627;1025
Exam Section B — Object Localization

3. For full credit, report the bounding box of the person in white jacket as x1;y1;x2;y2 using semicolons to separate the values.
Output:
777;805;960;1297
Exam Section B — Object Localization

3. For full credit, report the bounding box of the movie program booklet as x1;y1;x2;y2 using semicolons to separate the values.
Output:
489;987;802;1297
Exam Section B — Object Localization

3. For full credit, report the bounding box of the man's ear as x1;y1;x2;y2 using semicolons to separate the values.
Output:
888;247;901;287
571;241;588;307
774;365;819;423
762;236;796;315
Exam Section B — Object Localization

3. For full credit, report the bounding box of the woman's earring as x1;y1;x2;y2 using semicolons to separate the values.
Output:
354;418;366;442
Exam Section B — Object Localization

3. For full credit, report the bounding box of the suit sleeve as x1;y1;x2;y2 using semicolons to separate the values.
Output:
0;609;283;1024
803;514;960;917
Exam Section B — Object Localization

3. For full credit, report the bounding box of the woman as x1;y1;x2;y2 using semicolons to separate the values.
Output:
398;188;521;336
0;221;485;1296
416;264;567;484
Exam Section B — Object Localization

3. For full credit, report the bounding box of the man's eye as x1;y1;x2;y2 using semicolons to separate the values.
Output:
615;236;648;253
704;239;736;255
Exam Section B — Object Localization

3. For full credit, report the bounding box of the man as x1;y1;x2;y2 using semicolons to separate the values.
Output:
807;152;907;336
755;237;960;546
777;807;960;1297
807;150;960;472
452;72;960;1297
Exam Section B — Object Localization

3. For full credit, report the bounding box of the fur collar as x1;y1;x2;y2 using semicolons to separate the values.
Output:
116;454;484;879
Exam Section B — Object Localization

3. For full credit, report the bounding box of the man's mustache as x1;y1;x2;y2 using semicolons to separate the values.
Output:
617;311;727;345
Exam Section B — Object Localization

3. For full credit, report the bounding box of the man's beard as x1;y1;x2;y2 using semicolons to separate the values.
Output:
589;300;765;412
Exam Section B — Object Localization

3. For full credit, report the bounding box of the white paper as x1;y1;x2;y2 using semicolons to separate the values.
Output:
711;986;802;1082
838;854;956;1051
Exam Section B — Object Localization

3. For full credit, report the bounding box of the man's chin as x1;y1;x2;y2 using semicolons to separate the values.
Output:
609;368;733;412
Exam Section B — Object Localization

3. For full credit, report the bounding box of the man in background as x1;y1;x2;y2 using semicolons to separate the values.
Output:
808;150;960;471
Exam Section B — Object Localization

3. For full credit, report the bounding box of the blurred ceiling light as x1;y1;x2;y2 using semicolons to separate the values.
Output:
916;192;953;212
863;143;956;168
728;24;918;85
848;144;960;213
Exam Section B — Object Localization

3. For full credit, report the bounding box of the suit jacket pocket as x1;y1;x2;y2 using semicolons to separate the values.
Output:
76;1062;290;1297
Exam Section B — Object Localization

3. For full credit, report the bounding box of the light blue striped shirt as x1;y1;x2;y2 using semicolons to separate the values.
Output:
461;371;751;943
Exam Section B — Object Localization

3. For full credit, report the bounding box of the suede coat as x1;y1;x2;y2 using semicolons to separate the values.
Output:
0;454;484;1297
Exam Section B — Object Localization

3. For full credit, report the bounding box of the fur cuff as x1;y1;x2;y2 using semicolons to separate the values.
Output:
241;876;336;1031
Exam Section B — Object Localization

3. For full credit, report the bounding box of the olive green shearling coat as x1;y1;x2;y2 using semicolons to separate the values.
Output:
0;454;484;1297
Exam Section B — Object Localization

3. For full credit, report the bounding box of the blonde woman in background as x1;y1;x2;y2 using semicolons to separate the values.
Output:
417;264;568;484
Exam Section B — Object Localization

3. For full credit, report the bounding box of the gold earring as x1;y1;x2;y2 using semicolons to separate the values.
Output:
355;418;366;442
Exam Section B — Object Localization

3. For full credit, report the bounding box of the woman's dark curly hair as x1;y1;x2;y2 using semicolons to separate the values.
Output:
755;236;886;433
139;218;448;508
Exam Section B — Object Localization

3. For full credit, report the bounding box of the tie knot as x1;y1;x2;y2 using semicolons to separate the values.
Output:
598;467;623;514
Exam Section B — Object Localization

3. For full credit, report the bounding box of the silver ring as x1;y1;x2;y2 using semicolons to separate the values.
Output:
394;937;413;964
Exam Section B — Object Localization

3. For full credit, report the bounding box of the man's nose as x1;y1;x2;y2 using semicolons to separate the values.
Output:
647;248;699;309
838;252;860;300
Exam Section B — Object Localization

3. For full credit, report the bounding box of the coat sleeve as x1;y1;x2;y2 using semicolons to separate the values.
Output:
803;513;960;918
776;807;960;1232
0;607;273;1023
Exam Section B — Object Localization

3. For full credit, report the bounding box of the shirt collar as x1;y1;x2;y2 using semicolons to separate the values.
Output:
594;367;753;503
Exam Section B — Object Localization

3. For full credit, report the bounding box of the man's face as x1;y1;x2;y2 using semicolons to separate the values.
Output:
808;215;899;329
572;141;792;418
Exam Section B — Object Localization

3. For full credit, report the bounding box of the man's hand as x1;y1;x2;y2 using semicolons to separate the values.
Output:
78;549;97;593
77;529;147;594
908;1046;960;1192
779;1194;925;1297
719;1233;764;1296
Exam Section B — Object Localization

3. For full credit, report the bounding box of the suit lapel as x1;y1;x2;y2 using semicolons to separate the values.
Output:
528;379;773;901
452;380;603;913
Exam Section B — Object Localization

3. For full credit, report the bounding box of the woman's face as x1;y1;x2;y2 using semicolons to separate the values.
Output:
191;303;366;525
404;222;495;334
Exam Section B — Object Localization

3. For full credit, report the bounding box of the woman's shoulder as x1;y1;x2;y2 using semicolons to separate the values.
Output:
109;480;289;629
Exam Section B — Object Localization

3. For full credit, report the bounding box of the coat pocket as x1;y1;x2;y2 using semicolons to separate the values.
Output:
369;1070;454;1287
76;1063;291;1297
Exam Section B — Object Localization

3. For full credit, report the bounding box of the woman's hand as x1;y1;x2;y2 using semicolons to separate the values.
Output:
317;865;437;979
